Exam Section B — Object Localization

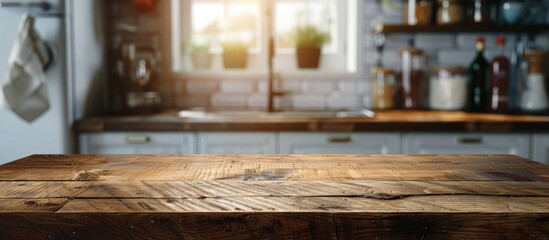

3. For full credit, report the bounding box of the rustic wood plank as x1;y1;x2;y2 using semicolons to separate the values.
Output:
76;180;549;199
1;155;546;181
0;213;546;240
56;196;549;213
0;199;68;213
0;182;92;199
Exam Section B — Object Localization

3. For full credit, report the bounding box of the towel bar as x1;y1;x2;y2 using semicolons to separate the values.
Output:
0;1;51;11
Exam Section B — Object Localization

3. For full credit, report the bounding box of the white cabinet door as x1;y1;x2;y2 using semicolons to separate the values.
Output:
198;132;277;154
532;134;549;164
402;133;530;158
80;132;196;154
279;133;401;154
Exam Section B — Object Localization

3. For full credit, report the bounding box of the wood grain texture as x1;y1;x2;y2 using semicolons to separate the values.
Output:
74;110;549;132
0;154;548;239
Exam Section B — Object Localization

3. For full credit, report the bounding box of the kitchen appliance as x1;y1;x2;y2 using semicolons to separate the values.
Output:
117;43;161;114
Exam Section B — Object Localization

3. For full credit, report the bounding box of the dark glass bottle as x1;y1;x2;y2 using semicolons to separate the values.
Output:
488;36;510;113
469;37;488;112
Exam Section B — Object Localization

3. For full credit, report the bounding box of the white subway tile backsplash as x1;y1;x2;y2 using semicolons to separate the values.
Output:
327;93;361;109
457;34;496;48
291;94;326;110
186;81;219;93
362;95;373;109
438;50;476;66
281;81;302;93
338;81;358;93
363;1;381;17
220;81;256;93
257;81;268;93
415;34;456;49
247;94;288;109
247;93;267;108
536;35;549;48
385;34;414;48
301;81;337;94
363;50;400;66
211;93;248;108
369;14;403;26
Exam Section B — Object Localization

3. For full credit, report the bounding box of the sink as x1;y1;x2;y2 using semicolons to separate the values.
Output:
178;109;375;119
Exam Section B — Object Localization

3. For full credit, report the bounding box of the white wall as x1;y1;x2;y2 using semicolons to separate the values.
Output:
69;0;106;120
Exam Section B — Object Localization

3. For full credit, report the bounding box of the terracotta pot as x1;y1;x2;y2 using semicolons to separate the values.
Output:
132;0;157;14
296;47;321;69
223;50;248;69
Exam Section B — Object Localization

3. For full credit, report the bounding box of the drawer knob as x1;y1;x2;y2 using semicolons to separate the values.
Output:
327;136;352;143
126;136;151;144
457;137;482;144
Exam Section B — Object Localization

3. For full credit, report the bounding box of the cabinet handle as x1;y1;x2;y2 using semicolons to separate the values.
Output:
327;136;352;143
457;137;482;144
126;136;151;144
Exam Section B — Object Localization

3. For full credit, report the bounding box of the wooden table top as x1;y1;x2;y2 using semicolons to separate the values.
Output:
75;110;549;132
0;154;548;239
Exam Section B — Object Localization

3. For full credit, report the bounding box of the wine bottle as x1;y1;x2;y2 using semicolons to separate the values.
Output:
488;36;510;113
469;37;488;112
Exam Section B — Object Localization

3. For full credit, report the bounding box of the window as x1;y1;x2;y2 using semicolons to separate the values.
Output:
172;0;358;74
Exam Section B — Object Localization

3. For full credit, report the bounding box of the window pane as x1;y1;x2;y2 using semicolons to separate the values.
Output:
191;2;224;44
275;0;338;52
191;0;261;52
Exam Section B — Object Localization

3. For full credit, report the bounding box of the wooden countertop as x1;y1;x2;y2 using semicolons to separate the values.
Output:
0;154;548;239
75;110;549;132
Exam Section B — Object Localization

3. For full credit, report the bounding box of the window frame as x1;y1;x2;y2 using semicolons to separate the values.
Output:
171;0;360;77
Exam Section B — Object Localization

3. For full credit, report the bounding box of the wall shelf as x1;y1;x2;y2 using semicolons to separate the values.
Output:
374;24;549;34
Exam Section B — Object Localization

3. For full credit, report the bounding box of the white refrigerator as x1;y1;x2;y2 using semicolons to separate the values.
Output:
0;0;70;164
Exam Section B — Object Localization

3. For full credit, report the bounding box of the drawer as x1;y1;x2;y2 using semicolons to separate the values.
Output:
279;133;401;154
402;133;530;158
80;132;196;154
198;132;277;154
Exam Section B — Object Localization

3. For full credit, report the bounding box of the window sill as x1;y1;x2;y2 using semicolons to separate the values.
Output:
174;69;361;81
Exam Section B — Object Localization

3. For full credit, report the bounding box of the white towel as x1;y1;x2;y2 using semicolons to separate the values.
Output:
2;14;50;123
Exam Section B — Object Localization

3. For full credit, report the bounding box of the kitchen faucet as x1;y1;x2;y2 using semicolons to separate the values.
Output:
267;37;286;112
266;5;286;113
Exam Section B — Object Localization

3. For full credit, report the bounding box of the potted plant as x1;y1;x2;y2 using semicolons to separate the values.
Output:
291;24;330;69
221;40;249;69
189;41;212;70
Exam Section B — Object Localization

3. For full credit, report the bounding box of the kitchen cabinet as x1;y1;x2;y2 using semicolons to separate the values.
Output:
279;133;400;154
79;132;196;154
198;132;277;154
532;134;549;164
402;133;530;158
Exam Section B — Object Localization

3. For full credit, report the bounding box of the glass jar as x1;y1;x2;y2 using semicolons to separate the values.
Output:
399;48;428;109
520;51;549;112
371;67;396;110
404;0;433;25
429;67;468;111
465;0;495;25
437;0;463;25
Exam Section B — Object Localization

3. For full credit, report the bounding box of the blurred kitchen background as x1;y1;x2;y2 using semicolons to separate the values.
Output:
2;0;549;164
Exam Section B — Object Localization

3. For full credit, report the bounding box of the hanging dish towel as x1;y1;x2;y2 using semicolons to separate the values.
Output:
2;14;50;122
